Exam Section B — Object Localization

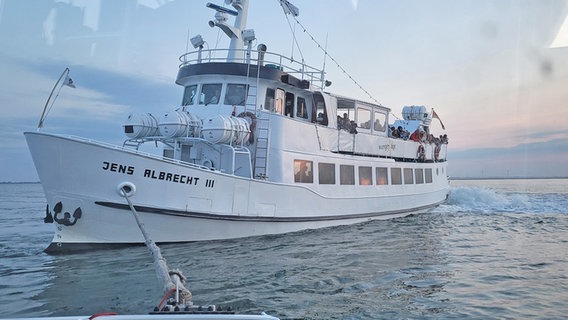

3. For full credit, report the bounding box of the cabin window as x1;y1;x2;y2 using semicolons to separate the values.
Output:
264;88;275;111
313;93;328;126
180;145;189;162
199;83;222;105
318;163;335;184
182;85;197;106
359;166;372;185
404;168;414;184
285;92;295;117
224;84;247;106
296;97;308;119
425;168;433;183
275;88;285;114
391;168;402;185
337;99;355;119
357;107;372;130
163;148;174;159
337;99;355;130
340;165;355;185
373;110;386;132
376;167;388;185
294;160;313;183
415;168;424;184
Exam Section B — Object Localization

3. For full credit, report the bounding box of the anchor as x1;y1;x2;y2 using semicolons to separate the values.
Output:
49;201;82;226
43;204;54;223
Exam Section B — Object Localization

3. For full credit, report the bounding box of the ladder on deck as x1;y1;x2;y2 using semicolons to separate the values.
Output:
244;59;270;180
253;115;270;179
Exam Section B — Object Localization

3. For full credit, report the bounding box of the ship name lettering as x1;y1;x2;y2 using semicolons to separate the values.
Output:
102;161;135;175
143;169;200;185
378;144;396;150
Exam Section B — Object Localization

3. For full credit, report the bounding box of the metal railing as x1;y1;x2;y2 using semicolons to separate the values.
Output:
179;49;324;89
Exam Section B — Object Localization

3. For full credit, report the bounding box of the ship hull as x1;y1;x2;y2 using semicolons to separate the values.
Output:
25;132;449;253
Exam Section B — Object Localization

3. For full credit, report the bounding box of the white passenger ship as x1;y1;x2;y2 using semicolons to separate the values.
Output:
25;0;449;253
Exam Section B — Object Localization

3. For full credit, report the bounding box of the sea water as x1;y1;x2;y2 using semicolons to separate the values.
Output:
0;180;567;319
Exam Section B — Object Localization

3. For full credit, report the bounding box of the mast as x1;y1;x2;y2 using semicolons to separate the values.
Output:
207;0;249;62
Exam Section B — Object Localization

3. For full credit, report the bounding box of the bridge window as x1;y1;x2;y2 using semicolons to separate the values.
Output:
264;88;275;111
182;85;197;106
296;97;308;119
285;92;295;117
224;84;247;106
275;89;285;114
199;83;222;105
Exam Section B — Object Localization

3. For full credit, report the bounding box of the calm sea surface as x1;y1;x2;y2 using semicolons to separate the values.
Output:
1;179;567;319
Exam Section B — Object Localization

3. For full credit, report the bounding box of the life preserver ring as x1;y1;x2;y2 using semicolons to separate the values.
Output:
237;111;256;144
417;144;426;162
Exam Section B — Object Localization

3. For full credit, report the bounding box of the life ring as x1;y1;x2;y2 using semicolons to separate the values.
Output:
237;111;256;144
417;144;426;162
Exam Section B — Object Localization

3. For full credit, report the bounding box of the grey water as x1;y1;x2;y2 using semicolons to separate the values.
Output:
1;180;567;319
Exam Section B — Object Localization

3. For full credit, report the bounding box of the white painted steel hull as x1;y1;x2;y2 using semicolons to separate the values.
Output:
25;132;449;252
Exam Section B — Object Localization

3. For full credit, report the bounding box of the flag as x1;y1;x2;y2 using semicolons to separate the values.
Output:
432;109;445;130
280;0;299;16
63;74;75;88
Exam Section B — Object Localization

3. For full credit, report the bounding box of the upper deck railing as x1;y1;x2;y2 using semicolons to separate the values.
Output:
179;49;325;89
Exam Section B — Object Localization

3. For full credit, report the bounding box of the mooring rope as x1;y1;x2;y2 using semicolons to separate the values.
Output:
120;186;193;305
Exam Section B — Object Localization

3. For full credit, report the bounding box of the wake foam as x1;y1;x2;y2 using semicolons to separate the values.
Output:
440;186;568;214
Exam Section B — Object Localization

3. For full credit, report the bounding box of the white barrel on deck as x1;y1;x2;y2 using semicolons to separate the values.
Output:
201;115;250;145
402;105;428;121
158;111;201;138
123;113;159;139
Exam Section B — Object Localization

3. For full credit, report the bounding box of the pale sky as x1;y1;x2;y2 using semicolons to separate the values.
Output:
0;0;567;182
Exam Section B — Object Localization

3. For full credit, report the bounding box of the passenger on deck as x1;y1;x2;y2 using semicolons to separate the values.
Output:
410;129;421;142
410;128;425;142
349;120;358;134
390;126;400;138
337;113;351;131
398;126;410;140
374;119;383;131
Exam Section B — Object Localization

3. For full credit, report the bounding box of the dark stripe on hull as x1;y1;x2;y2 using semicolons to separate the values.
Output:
94;201;442;222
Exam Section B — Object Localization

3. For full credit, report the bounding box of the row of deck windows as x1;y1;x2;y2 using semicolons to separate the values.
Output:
182;83;248;106
294;160;440;185
181;84;388;136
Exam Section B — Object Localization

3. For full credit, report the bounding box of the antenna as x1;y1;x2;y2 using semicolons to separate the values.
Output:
321;33;328;89
206;2;238;16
